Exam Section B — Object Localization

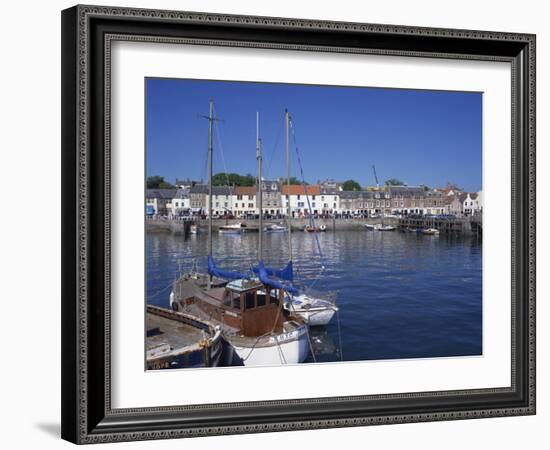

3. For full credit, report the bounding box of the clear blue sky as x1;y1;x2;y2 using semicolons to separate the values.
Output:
146;78;482;191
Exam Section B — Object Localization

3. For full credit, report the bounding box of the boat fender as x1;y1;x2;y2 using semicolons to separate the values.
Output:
169;291;175;308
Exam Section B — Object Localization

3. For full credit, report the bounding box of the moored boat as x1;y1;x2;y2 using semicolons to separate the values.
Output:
218;222;245;234
146;304;223;370
285;291;338;327
169;105;310;366
304;224;327;232
171;265;309;366
422;227;440;235
264;223;287;233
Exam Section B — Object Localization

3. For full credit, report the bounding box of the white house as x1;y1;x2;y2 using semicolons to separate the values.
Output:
206;186;234;216
232;186;256;217
463;192;482;216
171;188;191;216
146;188;177;215
189;185;234;216
281;185;321;216
319;185;340;215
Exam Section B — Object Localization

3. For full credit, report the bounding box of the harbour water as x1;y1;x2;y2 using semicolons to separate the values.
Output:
146;230;482;363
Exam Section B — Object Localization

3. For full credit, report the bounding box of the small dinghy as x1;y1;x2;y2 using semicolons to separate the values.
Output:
146;305;223;370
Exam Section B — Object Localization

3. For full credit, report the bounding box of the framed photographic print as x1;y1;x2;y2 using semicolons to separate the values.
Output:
61;5;536;444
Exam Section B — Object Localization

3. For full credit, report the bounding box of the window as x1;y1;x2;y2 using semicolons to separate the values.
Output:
237;195;242;200
297;195;301;200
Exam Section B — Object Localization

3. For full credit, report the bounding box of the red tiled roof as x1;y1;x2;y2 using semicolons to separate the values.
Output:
233;186;256;196
281;185;320;196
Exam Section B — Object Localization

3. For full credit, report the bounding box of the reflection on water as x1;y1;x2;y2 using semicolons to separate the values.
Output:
147;230;482;361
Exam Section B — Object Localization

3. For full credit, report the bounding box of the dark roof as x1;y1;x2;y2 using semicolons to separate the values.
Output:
339;190;360;199
388;186;425;197
173;188;189;199
213;186;233;195
189;184;233;195
320;186;338;195
260;180;280;192
146;189;177;199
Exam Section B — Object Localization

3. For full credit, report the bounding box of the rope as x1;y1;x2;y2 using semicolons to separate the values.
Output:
288;118;326;291
212;105;231;187
336;308;344;361
286;293;317;363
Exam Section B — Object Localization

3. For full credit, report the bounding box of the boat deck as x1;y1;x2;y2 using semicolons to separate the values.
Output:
146;312;206;352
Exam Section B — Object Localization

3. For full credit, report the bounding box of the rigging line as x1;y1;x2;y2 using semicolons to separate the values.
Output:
336;308;344;361
264;117;284;181
289;120;326;272
212;105;231;187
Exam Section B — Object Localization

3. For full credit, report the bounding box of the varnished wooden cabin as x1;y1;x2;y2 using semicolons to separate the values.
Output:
177;278;296;337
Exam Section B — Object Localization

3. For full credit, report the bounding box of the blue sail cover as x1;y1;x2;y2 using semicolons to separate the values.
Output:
207;255;248;280
252;261;294;282
257;260;298;294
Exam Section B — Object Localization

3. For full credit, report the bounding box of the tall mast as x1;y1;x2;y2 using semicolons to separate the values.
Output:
256;112;263;261
207;99;214;260
285;109;293;261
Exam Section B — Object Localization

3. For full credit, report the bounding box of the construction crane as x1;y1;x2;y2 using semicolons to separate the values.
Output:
372;165;379;189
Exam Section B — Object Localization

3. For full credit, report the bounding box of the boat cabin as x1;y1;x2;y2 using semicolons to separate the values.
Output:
188;278;289;337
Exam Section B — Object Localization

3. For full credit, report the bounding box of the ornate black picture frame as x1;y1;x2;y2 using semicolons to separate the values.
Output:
61;4;536;444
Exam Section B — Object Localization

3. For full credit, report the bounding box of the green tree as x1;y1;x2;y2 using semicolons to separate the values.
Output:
384;178;405;186
211;172;256;186
288;177;302;185
147;176;174;189
342;179;362;191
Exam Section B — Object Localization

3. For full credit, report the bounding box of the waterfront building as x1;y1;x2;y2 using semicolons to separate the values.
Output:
423;190;445;215
372;189;392;215
171;188;191;216
189;184;234;216
338;190;359;216
463;192;482;216
146;188;177;216
175;178;202;190
232;186;256;217
261;180;282;216
281;184;321;217
189;184;208;213
319;184;340;216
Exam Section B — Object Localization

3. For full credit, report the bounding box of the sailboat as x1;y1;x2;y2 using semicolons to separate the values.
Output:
170;103;308;366
260;109;338;327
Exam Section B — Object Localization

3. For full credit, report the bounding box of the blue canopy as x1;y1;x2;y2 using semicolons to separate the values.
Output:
257;260;298;294
253;261;293;282
208;255;248;280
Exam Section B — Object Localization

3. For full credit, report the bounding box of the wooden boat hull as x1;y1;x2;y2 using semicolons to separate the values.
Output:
146;305;223;370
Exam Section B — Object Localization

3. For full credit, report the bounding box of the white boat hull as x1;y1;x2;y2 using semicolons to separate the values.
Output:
294;307;337;327
226;328;309;366
285;294;338;326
